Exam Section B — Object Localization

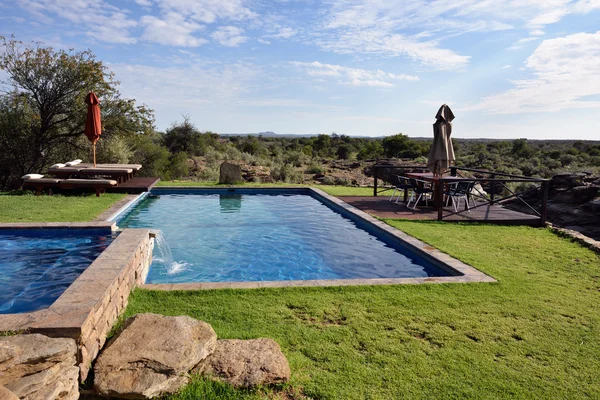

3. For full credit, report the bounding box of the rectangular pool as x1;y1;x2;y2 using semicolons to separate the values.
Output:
0;229;117;314
116;188;455;284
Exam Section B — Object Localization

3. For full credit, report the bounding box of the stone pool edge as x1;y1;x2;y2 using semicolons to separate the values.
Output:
128;186;495;291
0;227;153;381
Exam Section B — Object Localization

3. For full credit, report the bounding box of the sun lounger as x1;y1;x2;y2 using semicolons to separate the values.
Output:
22;178;63;195
47;166;85;178
78;163;142;171
60;179;117;196
75;167;134;183
23;178;117;196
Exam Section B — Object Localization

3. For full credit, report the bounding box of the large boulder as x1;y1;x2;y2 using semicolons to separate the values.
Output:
0;386;19;400
219;162;242;184
194;338;290;388
94;313;217;399
0;334;78;400
5;364;79;400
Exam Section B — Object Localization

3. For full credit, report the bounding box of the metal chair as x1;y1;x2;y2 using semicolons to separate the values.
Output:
444;181;476;212
389;176;415;203
407;178;433;209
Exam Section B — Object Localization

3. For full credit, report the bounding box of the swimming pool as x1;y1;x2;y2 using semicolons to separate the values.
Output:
116;188;455;284
0;230;117;314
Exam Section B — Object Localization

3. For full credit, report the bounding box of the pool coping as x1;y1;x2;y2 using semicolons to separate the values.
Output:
114;186;496;290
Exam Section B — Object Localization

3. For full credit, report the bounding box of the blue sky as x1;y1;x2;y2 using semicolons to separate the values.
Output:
1;0;600;139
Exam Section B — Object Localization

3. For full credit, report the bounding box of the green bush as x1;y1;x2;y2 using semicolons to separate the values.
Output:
306;164;324;174
270;163;302;183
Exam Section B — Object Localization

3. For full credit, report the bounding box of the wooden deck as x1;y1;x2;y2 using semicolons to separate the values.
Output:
339;196;542;226
107;177;160;194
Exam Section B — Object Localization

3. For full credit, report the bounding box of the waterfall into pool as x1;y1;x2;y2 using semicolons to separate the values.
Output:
153;231;188;275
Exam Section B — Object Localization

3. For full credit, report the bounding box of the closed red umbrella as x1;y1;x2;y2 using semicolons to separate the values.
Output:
85;91;102;167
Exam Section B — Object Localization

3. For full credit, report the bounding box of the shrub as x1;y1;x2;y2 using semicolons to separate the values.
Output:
306;164;324;174
270;163;302;183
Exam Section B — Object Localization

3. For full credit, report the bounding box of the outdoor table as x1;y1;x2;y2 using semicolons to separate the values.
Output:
405;172;469;211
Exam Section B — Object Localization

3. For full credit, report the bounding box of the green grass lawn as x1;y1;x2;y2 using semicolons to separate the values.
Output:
123;222;600;399
0;192;126;222
157;180;374;197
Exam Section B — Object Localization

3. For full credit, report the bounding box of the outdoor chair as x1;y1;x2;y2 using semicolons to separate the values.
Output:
406;178;433;209
23;177;117;196
444;181;476;212
76;167;134;183
389;176;415;203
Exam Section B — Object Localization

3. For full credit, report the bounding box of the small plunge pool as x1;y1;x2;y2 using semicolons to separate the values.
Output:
0;230;117;314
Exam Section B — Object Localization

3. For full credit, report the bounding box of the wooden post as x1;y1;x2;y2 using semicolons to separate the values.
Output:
540;180;549;226
373;166;378;197
437;180;444;221
490;174;496;204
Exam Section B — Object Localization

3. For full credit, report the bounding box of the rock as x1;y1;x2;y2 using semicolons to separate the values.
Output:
94;313;217;399
0;386;19;400
0;334;76;386
5;364;79;400
194;338;290;388
219;162;242;184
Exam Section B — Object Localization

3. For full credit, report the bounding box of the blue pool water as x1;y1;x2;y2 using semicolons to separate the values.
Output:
0;230;116;314
117;189;451;283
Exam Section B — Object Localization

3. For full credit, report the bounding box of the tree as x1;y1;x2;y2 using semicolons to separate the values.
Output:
0;36;154;189
163;117;205;155
382;133;411;158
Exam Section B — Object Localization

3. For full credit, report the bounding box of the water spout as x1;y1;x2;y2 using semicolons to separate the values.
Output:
153;231;187;275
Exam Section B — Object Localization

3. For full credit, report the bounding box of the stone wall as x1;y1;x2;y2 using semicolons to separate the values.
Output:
0;228;154;383
75;229;153;380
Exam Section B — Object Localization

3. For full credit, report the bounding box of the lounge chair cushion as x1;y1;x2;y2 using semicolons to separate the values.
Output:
21;174;44;180
48;167;83;173
62;179;117;187
65;159;82;166
23;178;63;184
50;163;66;168
80;167;133;174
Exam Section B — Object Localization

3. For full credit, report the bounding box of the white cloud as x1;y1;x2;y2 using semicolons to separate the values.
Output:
134;0;153;6
502;65;512;69
153;0;257;24
258;38;271;45
19;0;138;44
468;31;600;114
140;13;207;47
508;36;541;50
292;61;419;88
110;61;260;112
316;0;600;69
316;28;470;70
269;27;297;39
211;26;248;47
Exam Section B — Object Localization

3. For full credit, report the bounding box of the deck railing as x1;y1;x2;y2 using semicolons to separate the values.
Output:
372;164;550;225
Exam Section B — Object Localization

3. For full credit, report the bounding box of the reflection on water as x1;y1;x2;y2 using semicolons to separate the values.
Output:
219;194;242;213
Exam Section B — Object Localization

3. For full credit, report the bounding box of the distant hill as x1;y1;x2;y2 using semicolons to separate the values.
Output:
220;131;318;138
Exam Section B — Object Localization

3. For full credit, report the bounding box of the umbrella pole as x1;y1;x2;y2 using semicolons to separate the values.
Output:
93;142;96;167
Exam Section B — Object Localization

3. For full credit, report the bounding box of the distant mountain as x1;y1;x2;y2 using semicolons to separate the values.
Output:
220;131;375;138
220;131;318;138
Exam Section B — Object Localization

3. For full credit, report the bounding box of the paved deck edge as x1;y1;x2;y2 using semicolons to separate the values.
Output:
95;194;143;222
0;221;116;231
309;187;496;283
